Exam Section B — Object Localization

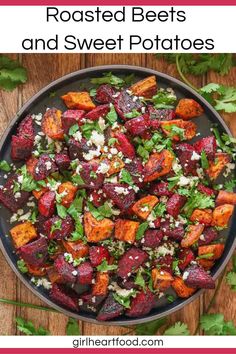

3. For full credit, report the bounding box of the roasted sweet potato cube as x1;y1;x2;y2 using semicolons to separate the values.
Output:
198;244;225;260
61;92;96;111
160;119;197;141
144;150;174;182
10;222;37;248
175;98;204;120
58;182;77;208
197;259;215;270
151;268;174;291
102;157;124;177
32;185;48;200
26;157;38;176
41;108;64;140
84;212;114;242
212;204;234;227
132;195;158;220
130;75;157;98
216;190;236;206
181;224;205;248
126;289;155;318
190;209;213;225
172;277;196;298
92;272;109;296
206;153;231;180
62;239;89;259
114;219;140;244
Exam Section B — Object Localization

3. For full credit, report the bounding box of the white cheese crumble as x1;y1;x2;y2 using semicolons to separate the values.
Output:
97;162;110;174
191;151;201;161
114;186;129;195
89;131;105;147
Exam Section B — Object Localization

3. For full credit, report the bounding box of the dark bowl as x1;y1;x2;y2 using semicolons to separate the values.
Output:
0;65;235;326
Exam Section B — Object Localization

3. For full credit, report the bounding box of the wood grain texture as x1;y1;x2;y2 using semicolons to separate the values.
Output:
0;53;235;336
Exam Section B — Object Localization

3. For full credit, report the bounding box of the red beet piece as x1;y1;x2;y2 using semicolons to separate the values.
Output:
124;158;144;185
11;135;34;161
198;227;218;246
85;104;110;121
33;154;58;181
68;137;96;161
193;136;217;160
142;229;164;248
97;293;124;321
19;237;48;267
89;246;110;267
103;183;136;211
44;215;74;240
50;283;79;311
17;115;35;141
161;220;185;241
77;262;93;285
54;153;71;171
126;289;155;318
54;254;76;284
175;143;199;175
95;84;116;104
38;191;56;217
148;106;176;121
62;110;85;134
149;181;174;197
88;190;105;207
166;194;187;219
155;254;174;274
178;248;195;271
0;174;30;212
114;90;143;121
197;184;216;196
184;264;215;289
114;133;135;159
117;247;148;278
124;115;150;136
79;162;105;190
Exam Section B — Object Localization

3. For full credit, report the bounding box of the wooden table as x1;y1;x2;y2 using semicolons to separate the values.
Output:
0;53;235;335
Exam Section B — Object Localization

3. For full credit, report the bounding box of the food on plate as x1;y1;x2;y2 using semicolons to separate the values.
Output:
0;72;235;321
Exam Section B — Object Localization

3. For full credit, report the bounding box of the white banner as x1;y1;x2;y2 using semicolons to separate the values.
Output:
0;335;235;348
0;6;235;53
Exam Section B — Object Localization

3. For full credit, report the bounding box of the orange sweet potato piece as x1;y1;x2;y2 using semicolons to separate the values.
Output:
41;108;64;140
58;182;77;208
212;204;234;227
114;219;140;244
61;92;96;111
198;244;225;261
144;150;174;182
10;222;37;248
190;209;213;225
197;258;215;270
26;157;38;176
181;224;204;248
160;119;197;141
32;187;48;200
62;239;89;259
27;264;49;276
172;276;196;298
92;272;109;296
132;195;159;220
175;98;204;120
151;268;174;291
206;153;231;180
84;212;114;242
216;190;236;206
103;157;125;177
47;267;63;284
130;75;157;98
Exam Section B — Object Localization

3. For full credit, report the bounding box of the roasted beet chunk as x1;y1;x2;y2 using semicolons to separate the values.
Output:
55;153;71;171
68;138;95;161
114;90;142;121
44;215;74;240
118;278;139;290
19;237;48;267
103;183;136;211
124;115;150;136
11;136;34;161
148;106;176;122
33;154;58;181
95;84;116;104
117;247;148;278
89;246;110;267
80;293;105;314
97;293;124;321
54;254;76;284
77;262;93;285
114;133;135;159
50;283;79;311
178;248;195;271
166;194;187;219
155;254;174;274
197;184;216;197
198;227;218;246
17;115;35;141
175;143;199;175
62;110;85;134
142;229;164;248
161;220;185;241
88;190;105;208
124;158;144;185
184;264;215;289
149;181;174;197
0;174;30;212
78;162;105;190
38;191;56;217
126;289;155;318
85;104;110;121
193;136;217;160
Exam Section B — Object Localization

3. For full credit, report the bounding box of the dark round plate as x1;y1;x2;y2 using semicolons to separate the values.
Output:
0;65;235;326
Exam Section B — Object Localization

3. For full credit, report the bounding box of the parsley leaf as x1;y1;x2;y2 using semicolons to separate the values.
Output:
16;317;49;335
97;259;118;272
81;121;102;139
226;255;236;291
68;124;79;136
66;318;80;335
183;191;215;217
0;55;27;92
67;196;83;219
153;202;166;217
105;104;118;125
113;290;137;309
136;221;149;240
200;84;236;113
151;89;177;109
56;204;67;219
120;169;134;186
164;322;190;335
51;219;62;233
134;269;146;290
17;259;28;274
164;124;185;140
224;179;236;192
200;314;236;335
91;72;124;88
135;318;167;335
88;201;113;220
70;220;84;242
0;160;11;172
89;88;97;97
124;109;141;119
201;151;209;169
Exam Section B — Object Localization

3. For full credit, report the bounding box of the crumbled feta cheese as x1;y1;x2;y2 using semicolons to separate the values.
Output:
97;162;110;174
114;186;129;195
72;270;78;276
98;117;106;131
110;148;118;155
73;130;82;142
191;151;201;161
45;161;52;170
89;131;105;147
183;271;189;281
83;147;101;161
